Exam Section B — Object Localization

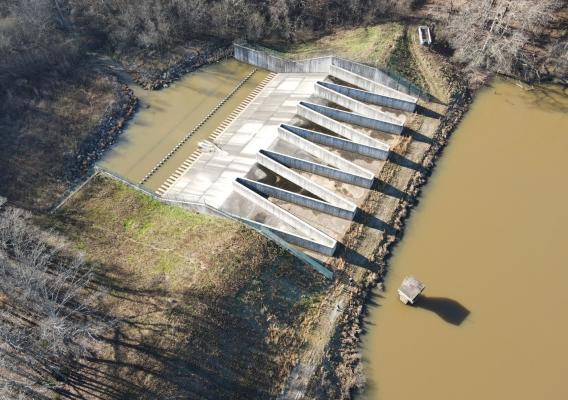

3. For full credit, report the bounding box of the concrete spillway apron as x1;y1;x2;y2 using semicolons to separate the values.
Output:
297;102;391;159
278;124;375;188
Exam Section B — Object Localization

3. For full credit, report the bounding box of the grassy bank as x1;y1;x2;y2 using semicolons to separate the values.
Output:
41;175;328;399
265;23;404;66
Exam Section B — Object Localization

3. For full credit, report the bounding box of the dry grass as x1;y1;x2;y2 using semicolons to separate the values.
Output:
41;175;328;399
266;23;405;66
0;69;117;210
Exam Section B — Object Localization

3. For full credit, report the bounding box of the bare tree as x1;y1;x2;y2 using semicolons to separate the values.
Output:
0;208;111;398
444;0;562;76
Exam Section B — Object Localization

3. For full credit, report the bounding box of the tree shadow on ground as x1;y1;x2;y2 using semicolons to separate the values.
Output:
413;295;470;326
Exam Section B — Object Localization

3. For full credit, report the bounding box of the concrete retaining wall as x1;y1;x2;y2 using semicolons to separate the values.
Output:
278;124;374;187
300;101;402;136
257;150;356;211
262;148;371;192
234;44;332;73
232;179;337;254
279;124;388;161
233;44;424;100
237;178;354;220
318;79;416;113
315;81;404;125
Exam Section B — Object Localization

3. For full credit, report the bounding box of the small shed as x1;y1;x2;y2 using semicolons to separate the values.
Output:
418;26;432;46
398;276;425;304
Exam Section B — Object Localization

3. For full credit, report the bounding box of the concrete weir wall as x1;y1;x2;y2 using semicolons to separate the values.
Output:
237;177;354;220
297;102;390;159
257;150;357;212
303;101;403;135
315;81;405;125
232;179;337;255
318;79;415;114
278;124;374;188
279;124;389;161
263;147;371;193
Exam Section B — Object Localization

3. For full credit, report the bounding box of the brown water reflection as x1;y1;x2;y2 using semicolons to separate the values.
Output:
360;79;568;400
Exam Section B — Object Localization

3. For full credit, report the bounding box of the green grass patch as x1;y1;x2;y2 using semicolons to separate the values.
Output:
264;23;404;66
387;28;427;89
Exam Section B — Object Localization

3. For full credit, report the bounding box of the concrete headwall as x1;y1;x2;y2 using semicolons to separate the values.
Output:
232;179;337;254
278;124;374;188
257;150;356;212
318;79;416;113
237;178;355;220
299;101;402;136
315;81;405;125
279;124;388;161
233;43;424;100
234;44;332;73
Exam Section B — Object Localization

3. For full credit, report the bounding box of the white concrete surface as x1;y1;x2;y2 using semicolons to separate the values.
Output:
164;73;326;207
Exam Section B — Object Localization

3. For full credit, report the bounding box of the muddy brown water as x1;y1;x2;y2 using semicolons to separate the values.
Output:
98;59;269;191
360;80;568;400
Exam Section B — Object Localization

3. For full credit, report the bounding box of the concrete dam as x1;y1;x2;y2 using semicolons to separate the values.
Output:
156;44;421;260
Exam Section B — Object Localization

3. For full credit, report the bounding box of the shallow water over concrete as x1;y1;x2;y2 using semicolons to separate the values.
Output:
360;80;568;400
98;59;268;190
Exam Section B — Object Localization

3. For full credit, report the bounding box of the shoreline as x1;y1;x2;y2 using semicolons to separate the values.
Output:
301;69;475;398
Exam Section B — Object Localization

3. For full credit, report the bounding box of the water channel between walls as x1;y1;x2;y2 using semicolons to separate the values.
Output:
359;80;568;400
99;59;270;191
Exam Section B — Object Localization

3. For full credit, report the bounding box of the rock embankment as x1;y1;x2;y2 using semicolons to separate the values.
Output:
129;44;233;90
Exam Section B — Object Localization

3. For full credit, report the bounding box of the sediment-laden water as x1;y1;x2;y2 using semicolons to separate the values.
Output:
360;80;568;399
98;59;269;190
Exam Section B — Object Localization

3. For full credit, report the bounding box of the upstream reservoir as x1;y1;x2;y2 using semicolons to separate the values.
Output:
360;80;568;399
